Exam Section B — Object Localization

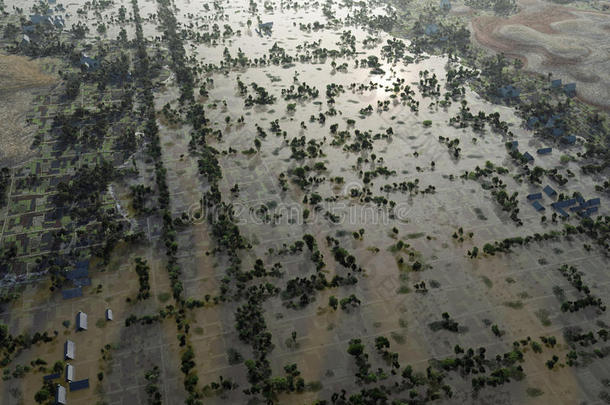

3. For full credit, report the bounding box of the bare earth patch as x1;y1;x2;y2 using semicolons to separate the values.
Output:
0;53;58;166
471;3;610;109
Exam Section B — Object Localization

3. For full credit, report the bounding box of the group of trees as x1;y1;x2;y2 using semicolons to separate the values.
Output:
0;322;55;368
429;312;460;332
469;215;610;258
134;257;151;300
144;366;162;405
0;167;10;207
156;0;195;102
557;264;606;313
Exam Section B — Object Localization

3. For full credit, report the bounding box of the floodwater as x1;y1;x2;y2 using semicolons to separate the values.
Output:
1;0;608;404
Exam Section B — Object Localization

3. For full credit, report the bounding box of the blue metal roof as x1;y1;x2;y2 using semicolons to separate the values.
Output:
62;287;82;299
526;117;538;129
532;201;545;212
523;151;534;162
579;206;598;217
80;55;100;70
555;207;569;218
543;185;557;197
586;206;598;215
74;278;91;287
30;15;52;25
537;147;552;155
498;85;520;99
527;193;542;200
43;373;61;381
70;379;90;391
551;79;562;88
425;23;439;36
75;260;89;270
583;198;600;207
66;267;88;280
552;198;577;208
561;135;576;144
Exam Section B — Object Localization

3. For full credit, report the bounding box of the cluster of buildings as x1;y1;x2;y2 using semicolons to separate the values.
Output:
507;140;553;165
511;139;601;219
26;14;65;30
256;22;273;36
498;85;520;100
527;186;600;218
551;78;577;98
500;78;576;104
79;53;100;71
41;308;113;403
21;13;65;46
526;114;576;145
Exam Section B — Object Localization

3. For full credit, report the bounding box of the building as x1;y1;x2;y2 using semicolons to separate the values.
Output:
64;340;75;360
70;379;90;391
30;14;53;26
65;364;74;382
551;79;562;89
543;185;557;198
508;140;518;150
532;201;545;212
80;53;100;71
74;278;91;287
555;207;569;218
561;135;576;145
440;0;451;10
522;151;534;163
424;23;439;36
105;309;113;321
537;147;552;155
52;15;65;29
21;34;31;46
582;198;600;208
552;198;577;209
585;206;598;216
498;85;520;99
66;263;89;280
527;193;542;201
62;287;82;300
55;384;67;404
76;312;87;331
526;117;538;129
564;83;576;97
43;373;61;381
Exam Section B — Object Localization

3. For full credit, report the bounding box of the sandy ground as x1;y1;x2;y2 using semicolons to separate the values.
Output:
0;53;58;167
471;1;610;109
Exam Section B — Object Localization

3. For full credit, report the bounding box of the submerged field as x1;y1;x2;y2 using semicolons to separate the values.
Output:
0;0;608;404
